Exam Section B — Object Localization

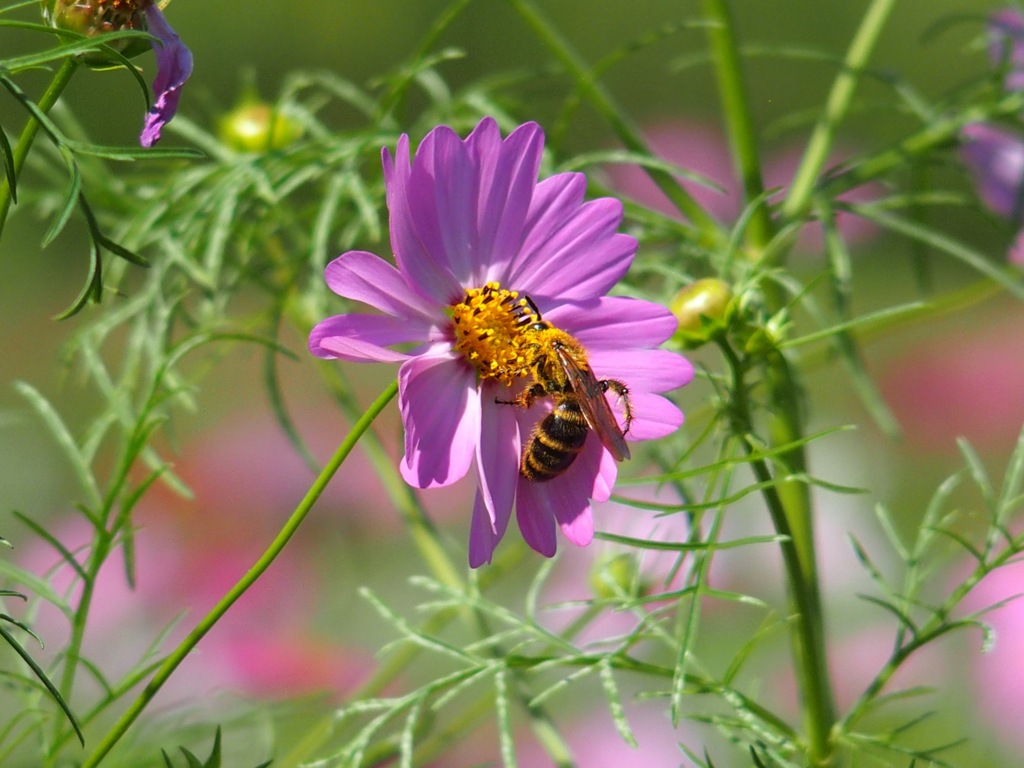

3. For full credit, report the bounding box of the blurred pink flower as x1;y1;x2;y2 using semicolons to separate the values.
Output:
539;487;689;645
961;557;1024;755
879;317;1024;454
13;513;370;704
605;120;880;251
516;705;694;767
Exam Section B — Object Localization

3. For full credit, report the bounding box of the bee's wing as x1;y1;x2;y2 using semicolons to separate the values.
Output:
554;346;631;461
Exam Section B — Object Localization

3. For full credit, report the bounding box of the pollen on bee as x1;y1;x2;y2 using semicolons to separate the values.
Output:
450;282;537;385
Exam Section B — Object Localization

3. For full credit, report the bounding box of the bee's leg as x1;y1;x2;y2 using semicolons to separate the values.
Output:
496;382;546;409
602;379;633;434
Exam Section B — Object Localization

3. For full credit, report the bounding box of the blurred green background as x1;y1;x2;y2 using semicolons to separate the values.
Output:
2;1;1023;765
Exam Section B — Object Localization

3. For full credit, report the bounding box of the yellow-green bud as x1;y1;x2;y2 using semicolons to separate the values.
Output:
218;102;305;153
589;553;646;600
670;278;733;348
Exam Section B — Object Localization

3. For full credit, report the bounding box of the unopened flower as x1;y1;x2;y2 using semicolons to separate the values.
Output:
309;117;693;566
218;99;304;153
45;0;192;147
960;9;1024;265
670;277;733;347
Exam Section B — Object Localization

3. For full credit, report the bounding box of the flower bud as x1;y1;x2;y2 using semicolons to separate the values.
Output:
670;278;733;348
218;102;304;153
44;0;151;63
589;553;647;600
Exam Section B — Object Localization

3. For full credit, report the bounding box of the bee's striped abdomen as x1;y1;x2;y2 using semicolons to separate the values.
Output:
520;399;589;482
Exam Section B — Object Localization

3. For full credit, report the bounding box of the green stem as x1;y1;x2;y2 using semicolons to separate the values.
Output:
79;380;399;768
779;0;897;230
0;57;78;248
319;364;464;590
506;0;726;250
822;90;1024;200
717;338;837;765
700;0;773;249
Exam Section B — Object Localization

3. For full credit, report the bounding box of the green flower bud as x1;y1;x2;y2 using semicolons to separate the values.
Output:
43;0;152;64
589;553;646;600
218;101;305;153
670;278;733;348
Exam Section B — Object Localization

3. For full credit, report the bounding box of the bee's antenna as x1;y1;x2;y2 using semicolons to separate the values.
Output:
523;294;543;321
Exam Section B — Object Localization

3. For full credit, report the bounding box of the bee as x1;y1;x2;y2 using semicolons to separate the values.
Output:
498;297;632;482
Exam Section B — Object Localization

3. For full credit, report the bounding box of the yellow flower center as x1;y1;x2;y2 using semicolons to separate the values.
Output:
450;282;537;386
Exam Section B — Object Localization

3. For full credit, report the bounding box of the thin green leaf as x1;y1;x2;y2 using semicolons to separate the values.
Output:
925;525;984;563
63;140;203;161
14;381;102;507
398;693;427;768
957;437;994;511
13;511;88;583
779;300;928;349
998;426;1024;528
42;145;82;246
0;622;83;745
598;658;637;749
494;668;517;768
857;595;919;635
595;531;784;552
2;29;147;72
874;503;910;563
853;203;1024;302
52;226;103;319
0;120;15;204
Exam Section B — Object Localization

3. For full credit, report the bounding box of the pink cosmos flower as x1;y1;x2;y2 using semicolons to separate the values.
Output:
309;117;693;567
139;1;193;147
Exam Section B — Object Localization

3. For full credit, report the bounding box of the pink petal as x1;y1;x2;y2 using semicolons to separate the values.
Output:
622;392;685;441
514;480;558;557
139;4;192;147
474;120;544;282
412;125;479;285
508;175;635;300
587;348;695;394
469;488;511;568
324;251;440;321
474;396;521;534
517;468;595;550
383;138;463;305
398;354;479;489
309;313;425;362
589;444;619;503
552;297;679;350
315;336;410;363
